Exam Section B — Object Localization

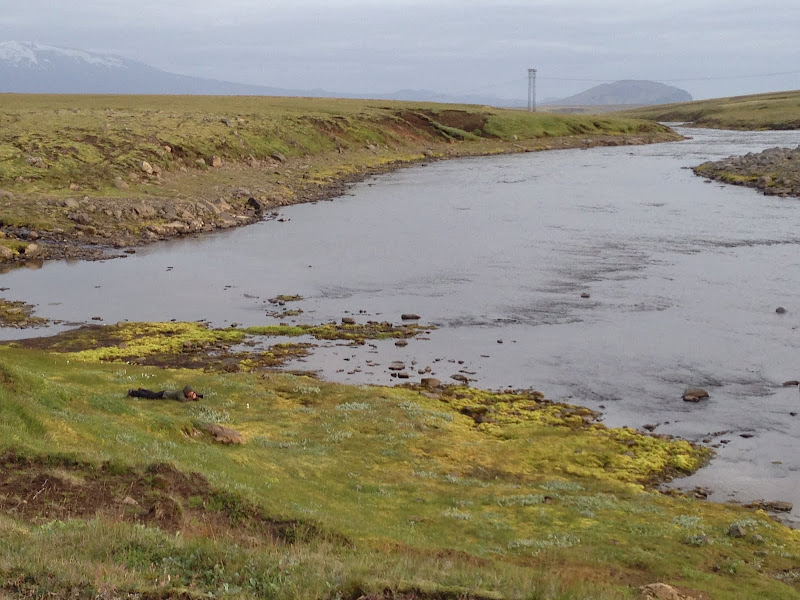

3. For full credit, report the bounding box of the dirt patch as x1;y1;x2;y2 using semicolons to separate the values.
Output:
0;449;335;544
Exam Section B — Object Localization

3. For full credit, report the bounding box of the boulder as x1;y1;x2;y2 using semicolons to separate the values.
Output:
140;160;154;174
114;177;130;190
23;243;40;257
271;151;287;163
638;583;701;600
247;197;264;214
421;377;441;389
389;361;405;371
746;499;793;512
67;212;93;226
201;423;244;444
341;317;356;325
0;246;14;261
728;523;746;538
63;198;80;209
211;155;223;168
401;313;421;320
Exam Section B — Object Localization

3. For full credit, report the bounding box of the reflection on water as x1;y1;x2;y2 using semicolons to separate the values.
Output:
3;127;800;524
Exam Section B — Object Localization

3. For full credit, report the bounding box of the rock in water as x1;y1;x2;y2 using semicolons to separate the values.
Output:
682;388;709;402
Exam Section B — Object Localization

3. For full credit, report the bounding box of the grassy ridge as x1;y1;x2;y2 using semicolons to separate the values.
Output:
615;90;800;130
0;94;675;193
1;329;799;599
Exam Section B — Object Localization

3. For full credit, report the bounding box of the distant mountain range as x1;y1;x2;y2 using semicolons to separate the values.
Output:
550;80;692;106
0;42;692;108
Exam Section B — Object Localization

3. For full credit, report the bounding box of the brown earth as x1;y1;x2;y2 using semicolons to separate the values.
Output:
0;449;332;543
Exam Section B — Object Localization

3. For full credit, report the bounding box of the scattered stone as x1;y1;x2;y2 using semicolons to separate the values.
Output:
69;183;81;191
63;198;80;209
389;361;405;371
401;313;420;320
247;197;264;214
637;583;699;600
201;423;244;444
776;306;787;314
397;371;410;379
0;246;14;261
642;423;657;432
25;155;46;168
341;317;356;325
114;177;130;190
195;158;206;167
394;340;408;347
728;523;746;538
451;373;469;383
752;534;765;544
497;339;503;344
421;377;441;389
682;387;709;402
140;160;154;174
211;155;223;168
746;499;793;512
271;151;287;163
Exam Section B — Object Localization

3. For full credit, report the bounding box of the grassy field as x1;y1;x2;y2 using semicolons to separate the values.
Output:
0;322;799;599
0;94;681;261
615;90;800;130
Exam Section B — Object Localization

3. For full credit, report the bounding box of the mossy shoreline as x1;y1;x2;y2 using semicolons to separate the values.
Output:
1;323;800;599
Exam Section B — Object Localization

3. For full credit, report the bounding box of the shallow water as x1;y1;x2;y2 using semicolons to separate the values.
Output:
3;127;800;524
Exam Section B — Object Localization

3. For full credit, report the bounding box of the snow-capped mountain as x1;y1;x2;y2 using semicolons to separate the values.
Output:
0;41;523;105
0;41;294;95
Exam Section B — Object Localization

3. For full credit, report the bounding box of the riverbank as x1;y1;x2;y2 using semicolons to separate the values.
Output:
2;326;800;599
0;95;680;266
614;89;800;130
694;145;800;197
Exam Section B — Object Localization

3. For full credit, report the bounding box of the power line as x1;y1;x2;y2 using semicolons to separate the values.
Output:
540;70;800;84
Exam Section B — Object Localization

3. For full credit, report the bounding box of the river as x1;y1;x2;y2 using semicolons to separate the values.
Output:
3;127;800;524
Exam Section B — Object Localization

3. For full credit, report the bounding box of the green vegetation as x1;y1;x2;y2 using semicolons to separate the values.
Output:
8;320;429;371
616;90;800;130
1;325;799;599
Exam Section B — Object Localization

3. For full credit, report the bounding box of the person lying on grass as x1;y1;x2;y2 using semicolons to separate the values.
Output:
127;385;202;401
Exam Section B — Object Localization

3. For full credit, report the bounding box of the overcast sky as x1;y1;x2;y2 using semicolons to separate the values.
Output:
3;0;799;101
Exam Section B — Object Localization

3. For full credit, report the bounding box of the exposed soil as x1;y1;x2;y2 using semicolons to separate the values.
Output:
0;449;332;544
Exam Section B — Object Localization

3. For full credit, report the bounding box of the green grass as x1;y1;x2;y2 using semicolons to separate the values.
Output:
615;90;800;130
0;331;799;599
0;94;677;195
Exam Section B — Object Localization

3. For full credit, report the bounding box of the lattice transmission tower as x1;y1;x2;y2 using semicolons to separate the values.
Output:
527;68;537;112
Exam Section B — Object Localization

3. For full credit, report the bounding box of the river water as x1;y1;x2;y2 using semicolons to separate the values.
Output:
3;127;800;524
